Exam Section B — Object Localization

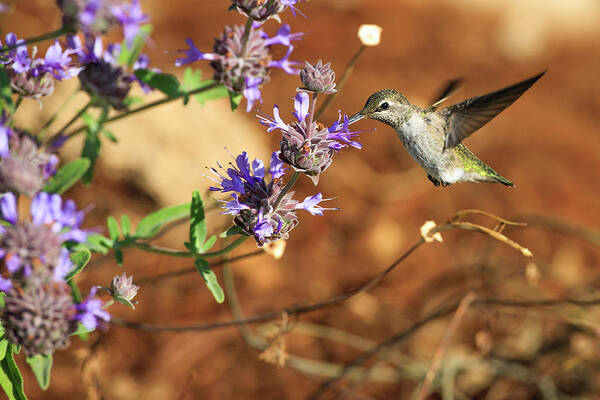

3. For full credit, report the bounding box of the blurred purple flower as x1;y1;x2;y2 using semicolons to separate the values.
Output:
174;23;301;112
74;286;110;330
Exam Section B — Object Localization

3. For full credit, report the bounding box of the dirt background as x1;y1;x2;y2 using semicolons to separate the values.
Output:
3;0;600;399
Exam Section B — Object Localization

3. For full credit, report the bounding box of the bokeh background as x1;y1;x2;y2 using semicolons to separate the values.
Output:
3;0;600;398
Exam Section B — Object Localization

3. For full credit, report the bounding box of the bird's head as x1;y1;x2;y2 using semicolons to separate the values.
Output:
348;89;411;127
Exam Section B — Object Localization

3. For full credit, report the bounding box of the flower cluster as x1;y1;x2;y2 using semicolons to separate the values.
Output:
0;117;58;196
209;151;333;246
57;0;148;44
68;36;152;109
230;0;305;22
0;33;81;99
0;191;110;355
176;23;301;112
258;61;361;184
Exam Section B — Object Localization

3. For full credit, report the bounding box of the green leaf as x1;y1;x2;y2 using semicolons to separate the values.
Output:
84;233;113;254
0;345;27;400
134;69;182;98
194;81;227;105
188;191;207;252
118;24;153;67
65;248;91;281
42;158;91;194
121;215;131;237
123;96;144;107
229;91;243;111
26;354;52;391
135;203;190;239
101;128;118;143
71;323;90;340
107;216;121;241
80;112;102;184
194;259;224;303
181;68;227;105
0;68;14;114
198;235;217;253
0;340;7;360
220;225;245;238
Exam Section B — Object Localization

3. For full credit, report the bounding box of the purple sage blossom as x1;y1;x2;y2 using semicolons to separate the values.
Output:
0;34;81;99
175;23;301;112
258;90;361;184
209;151;330;246
74;286;111;330
0;191;89;286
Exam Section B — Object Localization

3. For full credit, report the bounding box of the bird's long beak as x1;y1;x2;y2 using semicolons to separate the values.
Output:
347;112;364;125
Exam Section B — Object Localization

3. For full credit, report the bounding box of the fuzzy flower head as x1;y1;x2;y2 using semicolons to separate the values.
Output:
0;192;88;288
108;273;139;309
0;34;81;99
1;281;78;356
229;0;305;22
70;36;152;109
0;128;59;196
175;23;301;112
299;60;336;94
57;0;148;44
1;281;110;355
258;90;362;184
209;151;333;246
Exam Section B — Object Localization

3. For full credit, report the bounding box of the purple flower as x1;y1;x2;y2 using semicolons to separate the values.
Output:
58;0;148;42
0;129;59;195
1;34;81;99
0;192;88;287
258;88;361;184
111;0;148;46
74;286;110;330
70;35;154;109
174;23;301;112
210;151;302;245
295;193;335;216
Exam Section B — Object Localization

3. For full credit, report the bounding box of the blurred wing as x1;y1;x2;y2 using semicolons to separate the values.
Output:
441;72;545;150
427;78;463;111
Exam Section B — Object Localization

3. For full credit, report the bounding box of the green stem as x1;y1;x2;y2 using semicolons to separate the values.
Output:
44;101;91;146
62;82;223;141
39;87;80;136
14;95;23;111
239;18;254;57
0;26;74;53
315;45;366;120
272;171;300;211
129;235;249;258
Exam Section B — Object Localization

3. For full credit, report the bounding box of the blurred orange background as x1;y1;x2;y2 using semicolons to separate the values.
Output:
3;0;600;398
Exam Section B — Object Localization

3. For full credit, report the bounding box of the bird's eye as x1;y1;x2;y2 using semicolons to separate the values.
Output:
379;102;389;111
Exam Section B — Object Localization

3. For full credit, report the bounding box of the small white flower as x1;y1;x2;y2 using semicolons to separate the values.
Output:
358;24;382;46
420;220;443;243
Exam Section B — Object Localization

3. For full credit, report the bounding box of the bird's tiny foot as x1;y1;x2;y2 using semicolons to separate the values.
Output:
427;175;441;187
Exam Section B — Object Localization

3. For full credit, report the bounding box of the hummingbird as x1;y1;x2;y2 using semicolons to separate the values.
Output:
347;72;545;187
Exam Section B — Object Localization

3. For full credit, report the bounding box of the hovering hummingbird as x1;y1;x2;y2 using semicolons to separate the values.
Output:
348;72;545;187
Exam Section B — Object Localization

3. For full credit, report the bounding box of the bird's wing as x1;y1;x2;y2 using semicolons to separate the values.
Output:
427;78;463;111
440;72;545;150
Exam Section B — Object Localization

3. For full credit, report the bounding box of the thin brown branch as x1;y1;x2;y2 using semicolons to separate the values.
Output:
308;295;600;399
135;250;264;285
111;239;425;332
417;292;476;400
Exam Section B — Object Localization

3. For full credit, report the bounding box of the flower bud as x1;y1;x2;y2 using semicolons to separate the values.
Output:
299;60;336;94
